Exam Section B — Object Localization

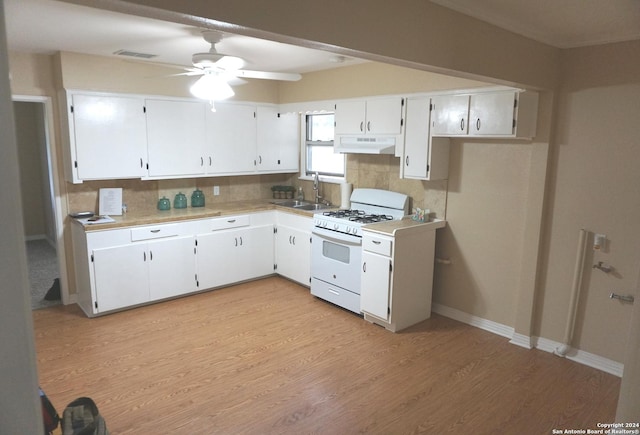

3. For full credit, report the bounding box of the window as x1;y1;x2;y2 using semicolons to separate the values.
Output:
304;113;345;178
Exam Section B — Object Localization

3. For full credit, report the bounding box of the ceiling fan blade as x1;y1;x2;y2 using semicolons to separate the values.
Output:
164;69;204;77
232;70;302;81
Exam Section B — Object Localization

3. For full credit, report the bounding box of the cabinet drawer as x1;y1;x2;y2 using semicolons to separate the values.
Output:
363;236;392;256
311;278;361;314
209;215;250;231
131;224;179;241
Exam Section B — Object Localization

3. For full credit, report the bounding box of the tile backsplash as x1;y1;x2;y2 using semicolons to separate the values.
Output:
66;154;447;219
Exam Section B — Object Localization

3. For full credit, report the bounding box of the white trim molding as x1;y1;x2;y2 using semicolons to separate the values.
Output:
432;303;624;377
432;303;514;338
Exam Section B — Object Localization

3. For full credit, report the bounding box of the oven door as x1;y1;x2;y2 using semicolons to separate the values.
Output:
311;227;362;294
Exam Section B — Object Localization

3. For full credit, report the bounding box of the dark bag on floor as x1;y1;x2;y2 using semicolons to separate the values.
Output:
39;387;60;434
62;397;109;435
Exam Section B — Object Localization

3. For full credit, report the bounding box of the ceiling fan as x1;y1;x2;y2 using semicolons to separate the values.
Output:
177;31;301;109
183;30;302;82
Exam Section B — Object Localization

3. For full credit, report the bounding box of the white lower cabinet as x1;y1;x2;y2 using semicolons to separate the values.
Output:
361;249;392;320
360;220;445;332
74;221;198;316
71;211;303;317
147;236;197;300
196;215;274;291
275;212;312;286
92;243;149;313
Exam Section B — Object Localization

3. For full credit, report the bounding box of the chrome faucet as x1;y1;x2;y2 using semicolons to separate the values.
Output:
313;172;322;203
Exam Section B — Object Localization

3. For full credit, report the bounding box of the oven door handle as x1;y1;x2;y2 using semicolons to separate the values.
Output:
312;228;362;246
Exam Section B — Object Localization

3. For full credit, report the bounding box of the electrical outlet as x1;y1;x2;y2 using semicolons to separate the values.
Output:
213;186;220;196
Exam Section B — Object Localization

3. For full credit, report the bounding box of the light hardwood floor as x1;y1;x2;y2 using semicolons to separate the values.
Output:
33;277;620;434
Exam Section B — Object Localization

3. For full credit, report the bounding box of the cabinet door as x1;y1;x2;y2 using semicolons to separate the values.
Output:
276;225;311;285
366;98;404;135
240;224;275;282
92;243;149;312
334;100;366;135
148;236;197;300
468;91;516;136
207;103;257;174
71;94;147;180
361;250;391;320
431;94;470;136
196;230;240;289
256;107;299;173
146;99;207;177
403;97;430;179
275;112;300;172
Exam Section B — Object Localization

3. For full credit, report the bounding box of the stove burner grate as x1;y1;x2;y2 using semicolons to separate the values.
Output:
349;214;393;224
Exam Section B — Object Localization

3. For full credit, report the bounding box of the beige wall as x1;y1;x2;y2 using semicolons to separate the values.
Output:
535;41;640;358
14;102;47;238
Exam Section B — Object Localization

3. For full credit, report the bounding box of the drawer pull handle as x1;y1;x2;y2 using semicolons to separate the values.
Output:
363;262;367;272
328;288;340;296
150;229;161;233
228;219;236;223
372;240;381;245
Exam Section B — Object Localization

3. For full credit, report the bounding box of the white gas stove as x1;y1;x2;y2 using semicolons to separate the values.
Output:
313;188;409;237
311;188;409;313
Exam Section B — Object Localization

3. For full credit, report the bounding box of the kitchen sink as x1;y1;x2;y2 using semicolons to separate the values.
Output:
273;200;309;207
296;203;332;211
272;200;333;211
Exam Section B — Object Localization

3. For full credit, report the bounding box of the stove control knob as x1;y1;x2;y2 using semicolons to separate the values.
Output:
353;228;358;235
334;223;339;230
323;221;328;228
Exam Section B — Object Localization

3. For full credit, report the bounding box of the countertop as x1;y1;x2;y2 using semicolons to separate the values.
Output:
73;200;334;231
362;217;446;236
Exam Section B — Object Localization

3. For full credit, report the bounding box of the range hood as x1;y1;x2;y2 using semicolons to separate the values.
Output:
334;136;397;155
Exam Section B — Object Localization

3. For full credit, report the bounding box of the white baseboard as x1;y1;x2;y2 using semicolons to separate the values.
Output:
432;303;515;338
432;303;623;377
509;332;533;349
533;337;624;377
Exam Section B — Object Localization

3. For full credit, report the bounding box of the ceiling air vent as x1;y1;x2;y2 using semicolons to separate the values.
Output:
113;49;157;59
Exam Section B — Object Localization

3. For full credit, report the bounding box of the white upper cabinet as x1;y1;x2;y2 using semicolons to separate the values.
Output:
334;100;367;135
431;90;538;139
366;98;405;135
335;97;404;136
431;94;470;136
145;99;207;178
207;102;257;174
256;106;299;173
468;91;516;136
66;93;147;183
470;91;538;138
334;97;405;155
402;96;450;180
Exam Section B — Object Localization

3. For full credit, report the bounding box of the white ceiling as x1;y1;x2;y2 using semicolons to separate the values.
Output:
431;0;640;49
3;0;363;74
4;0;640;77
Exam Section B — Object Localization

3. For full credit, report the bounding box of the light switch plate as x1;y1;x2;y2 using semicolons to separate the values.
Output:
213;186;220;196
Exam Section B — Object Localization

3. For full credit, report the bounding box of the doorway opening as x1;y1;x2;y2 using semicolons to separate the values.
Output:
13;96;69;309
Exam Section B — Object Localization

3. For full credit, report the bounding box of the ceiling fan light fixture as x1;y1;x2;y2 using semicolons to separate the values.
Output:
190;72;235;102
